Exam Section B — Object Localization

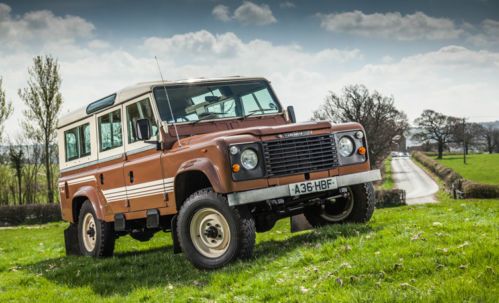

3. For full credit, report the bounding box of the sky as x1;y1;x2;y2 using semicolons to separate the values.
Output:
0;0;498;138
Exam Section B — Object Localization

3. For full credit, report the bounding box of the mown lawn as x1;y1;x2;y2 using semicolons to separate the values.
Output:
436;153;499;185
0;196;498;302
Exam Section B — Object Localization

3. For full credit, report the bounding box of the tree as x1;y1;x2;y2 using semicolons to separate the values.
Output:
8;142;24;205
482;125;499;154
22;137;43;204
0;77;13;142
312;84;409;168
453;122;485;154
413;110;460;159
18;55;63;203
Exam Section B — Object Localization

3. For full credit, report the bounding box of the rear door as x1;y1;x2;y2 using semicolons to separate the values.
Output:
123;96;169;212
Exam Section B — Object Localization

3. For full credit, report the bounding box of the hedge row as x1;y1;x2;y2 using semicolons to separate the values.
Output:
0;204;62;227
412;152;462;187
375;189;406;208
412;151;499;199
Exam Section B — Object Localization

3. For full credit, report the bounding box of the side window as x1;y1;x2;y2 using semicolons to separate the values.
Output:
65;129;79;162
64;123;91;162
99;109;123;152
81;124;91;157
126;98;158;144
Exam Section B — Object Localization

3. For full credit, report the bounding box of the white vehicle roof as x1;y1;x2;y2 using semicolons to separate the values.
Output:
58;76;267;129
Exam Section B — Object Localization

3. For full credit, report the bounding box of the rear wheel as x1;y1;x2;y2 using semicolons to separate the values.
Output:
177;188;256;269
304;182;375;227
77;201;115;257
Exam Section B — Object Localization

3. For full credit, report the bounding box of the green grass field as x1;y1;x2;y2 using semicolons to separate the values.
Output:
436;153;499;185
1;195;497;302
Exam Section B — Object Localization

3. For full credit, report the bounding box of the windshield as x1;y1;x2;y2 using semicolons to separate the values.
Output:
153;80;281;123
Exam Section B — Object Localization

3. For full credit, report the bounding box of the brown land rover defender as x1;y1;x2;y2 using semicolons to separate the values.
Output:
57;77;381;269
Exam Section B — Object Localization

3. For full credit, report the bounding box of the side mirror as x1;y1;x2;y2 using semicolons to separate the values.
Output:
135;119;151;141
287;106;297;123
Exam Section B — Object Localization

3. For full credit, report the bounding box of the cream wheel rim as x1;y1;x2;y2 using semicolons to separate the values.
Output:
190;208;231;258
82;213;97;252
320;188;354;222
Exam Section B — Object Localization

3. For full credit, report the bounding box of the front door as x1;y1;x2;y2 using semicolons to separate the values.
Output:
123;96;169;212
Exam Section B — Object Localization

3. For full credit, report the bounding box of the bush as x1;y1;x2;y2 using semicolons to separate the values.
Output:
0;204;61;227
461;180;499;199
375;189;406;208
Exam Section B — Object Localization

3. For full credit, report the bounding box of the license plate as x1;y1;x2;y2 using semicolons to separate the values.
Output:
289;177;338;196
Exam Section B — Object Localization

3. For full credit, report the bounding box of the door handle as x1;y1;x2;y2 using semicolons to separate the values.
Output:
99;174;104;185
128;171;134;183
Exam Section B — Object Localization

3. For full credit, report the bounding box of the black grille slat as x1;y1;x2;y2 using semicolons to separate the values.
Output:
263;134;339;177
265;144;335;155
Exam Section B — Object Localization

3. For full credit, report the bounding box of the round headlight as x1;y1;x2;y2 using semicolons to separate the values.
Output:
240;149;258;170
338;136;355;157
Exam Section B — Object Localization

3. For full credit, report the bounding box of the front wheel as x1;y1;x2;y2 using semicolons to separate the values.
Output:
77;201;115;257
177;188;256;269
304;182;375;227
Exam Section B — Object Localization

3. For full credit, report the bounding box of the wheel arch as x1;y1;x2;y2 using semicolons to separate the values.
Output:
174;157;227;208
71;186;105;223
174;170;212;211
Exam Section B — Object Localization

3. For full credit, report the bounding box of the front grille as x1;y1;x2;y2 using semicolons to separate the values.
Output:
262;134;339;177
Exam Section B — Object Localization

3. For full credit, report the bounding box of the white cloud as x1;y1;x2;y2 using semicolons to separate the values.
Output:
0;3;94;48
144;30;245;59
88;39;111;49
335;46;499;122
280;2;295;9
212;2;277;26
319;11;462;40
482;19;499;36
466;19;499;47
234;1;277;25
143;30;361;70
212;4;231;22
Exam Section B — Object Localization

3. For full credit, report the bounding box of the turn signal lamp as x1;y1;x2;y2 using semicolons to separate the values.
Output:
232;164;241;173
358;146;367;155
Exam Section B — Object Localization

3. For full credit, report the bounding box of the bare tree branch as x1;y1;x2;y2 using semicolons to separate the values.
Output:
312;84;409;168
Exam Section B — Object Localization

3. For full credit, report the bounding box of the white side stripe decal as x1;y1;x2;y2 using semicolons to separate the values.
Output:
102;178;175;203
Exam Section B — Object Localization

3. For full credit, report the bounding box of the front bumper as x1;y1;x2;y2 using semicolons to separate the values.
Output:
227;169;381;206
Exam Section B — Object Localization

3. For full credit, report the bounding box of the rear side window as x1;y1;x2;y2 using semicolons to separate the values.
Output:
64;123;91;162
99;109;123;152
126;98;158;144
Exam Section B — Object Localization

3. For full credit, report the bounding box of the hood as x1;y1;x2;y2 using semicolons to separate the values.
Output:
175;121;362;146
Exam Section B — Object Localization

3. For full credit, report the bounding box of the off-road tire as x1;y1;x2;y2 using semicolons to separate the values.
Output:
77;201;115;257
304;182;375;227
177;188;256;269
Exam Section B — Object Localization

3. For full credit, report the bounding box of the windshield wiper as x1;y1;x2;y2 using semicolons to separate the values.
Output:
241;109;277;120
191;112;225;124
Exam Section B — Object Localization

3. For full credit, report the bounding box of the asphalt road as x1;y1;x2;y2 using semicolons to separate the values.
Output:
391;157;439;204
